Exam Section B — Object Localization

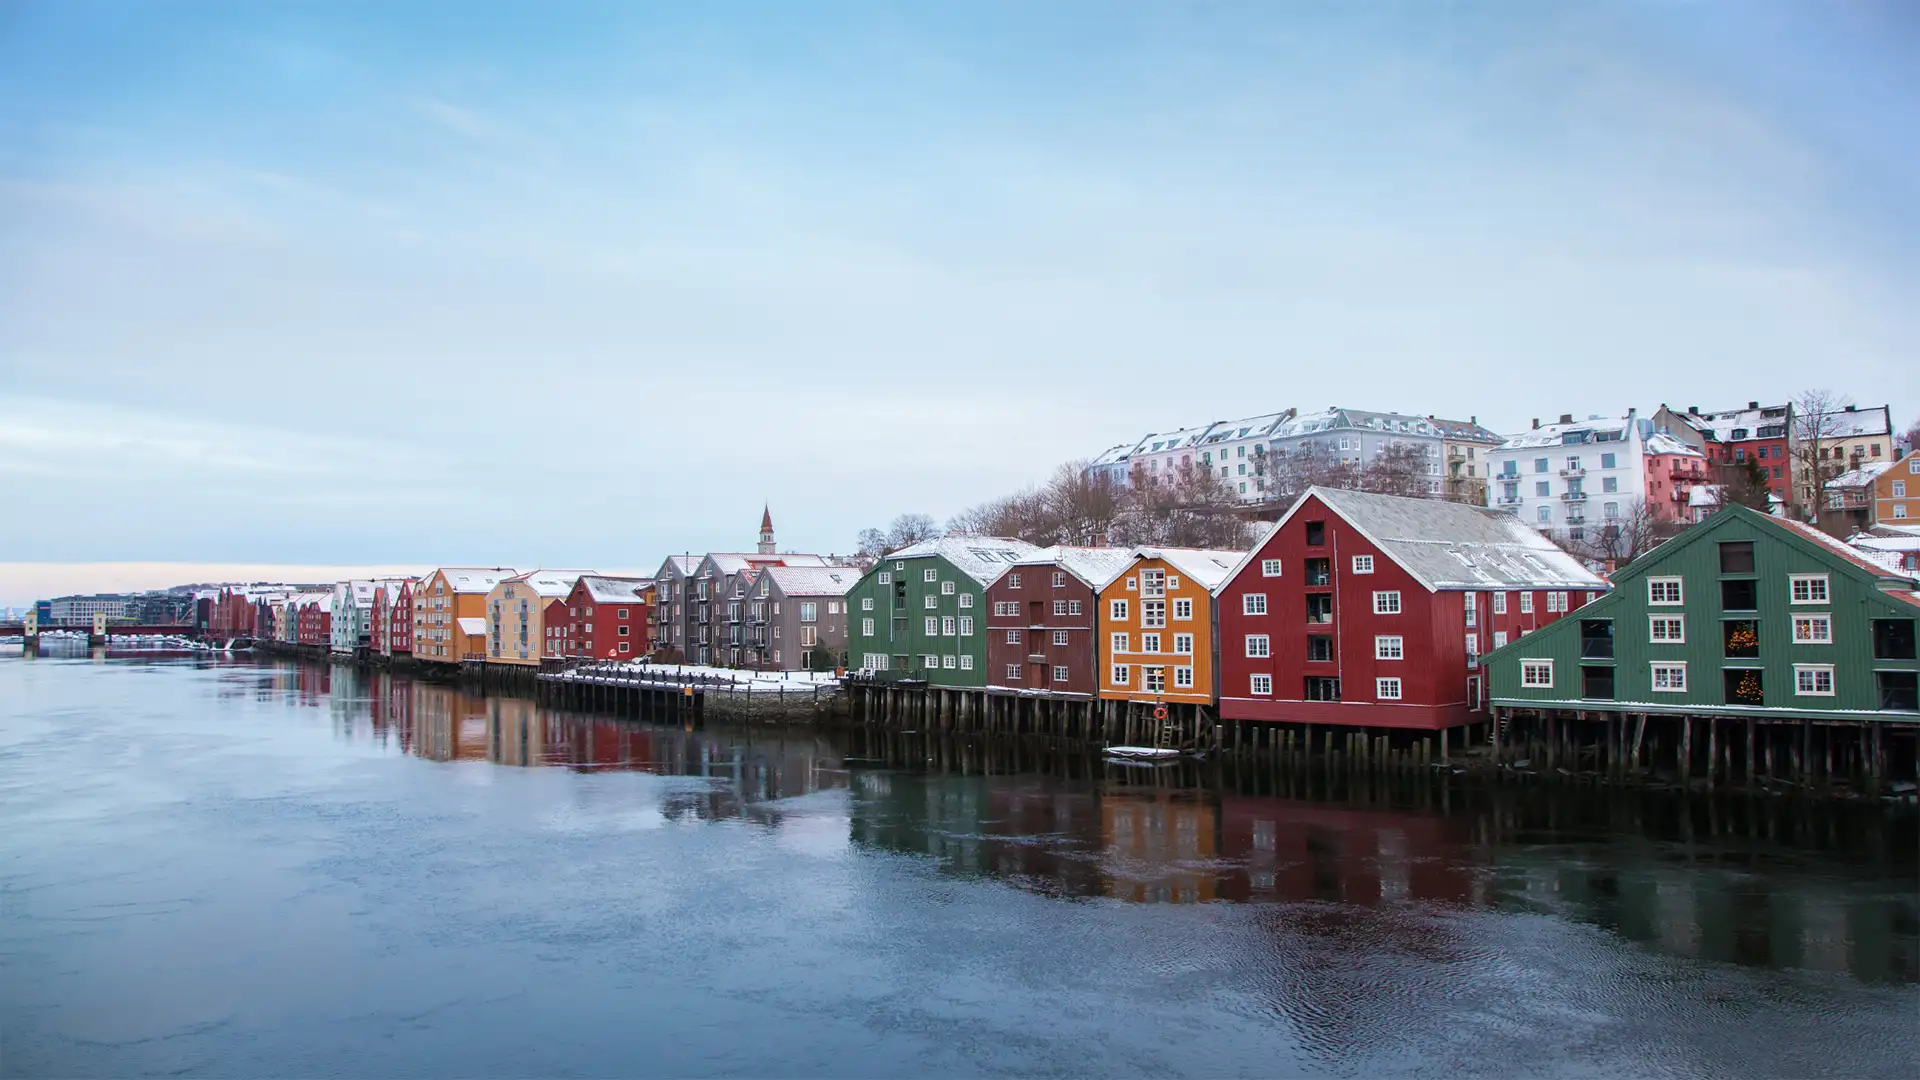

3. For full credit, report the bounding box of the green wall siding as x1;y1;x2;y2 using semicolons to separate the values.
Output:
843;554;988;688
1485;507;1919;719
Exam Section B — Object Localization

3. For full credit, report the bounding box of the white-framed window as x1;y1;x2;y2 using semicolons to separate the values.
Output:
924;568;938;582
1124;576;1137;591
1053;600;1068;615
942;616;956;636
1052;571;1067;588
1053;630;1069;646
958;616;973;636
1352;555;1374;574
959;655;973;670
1260;559;1282;577
993;601;1016;616
1007;664;1023;680
1009;573;1022;589
1111;599;1129;621
800;602;817;623
1376;677;1403;700
1173;598;1193;621
1112;664;1130;685
958;593;973;609
1068;600;1082;615
1111;632;1128;653
1375;635;1404;660
1493;630;1508;648
924;595;938;609
1053;665;1070;681
1519;591;1534;614
941;580;956;595
861;618;875;637
862;653;889;672
1650;663;1687;692
943;655;956;669
1649;615;1684;642
877;572;891;585
925;616;938;635
1250;673;1272;695
1492;592;1507;615
1174;666;1193;688
1245;634;1271;658
1372;591;1401;615
1464;592;1477;627
1647;577;1683;605
1174;633;1193;654
1788;574;1829;604
1141;569;1166;597
1243;593;1267;616
1520;659;1553;688
861;597;874;611
1143;667;1166;693
1465;633;1478;663
1794;664;1834;696
1792;615;1832;644
1142;600;1166;627
923;654;940;668
1006;629;1021;644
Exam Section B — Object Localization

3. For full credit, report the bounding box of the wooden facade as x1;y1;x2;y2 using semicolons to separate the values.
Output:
1096;548;1245;709
983;548;1131;697
846;537;1043;687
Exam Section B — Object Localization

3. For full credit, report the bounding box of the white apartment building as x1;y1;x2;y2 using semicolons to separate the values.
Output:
1486;410;1647;543
49;594;131;623
1267;407;1448;494
1086;410;1295;503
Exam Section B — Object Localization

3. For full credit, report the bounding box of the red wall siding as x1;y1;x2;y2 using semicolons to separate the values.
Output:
561;581;653;661
984;565;1101;695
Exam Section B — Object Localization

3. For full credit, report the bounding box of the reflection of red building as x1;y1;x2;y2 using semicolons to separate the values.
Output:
559;577;654;660
1217;797;1477;906
372;580;415;658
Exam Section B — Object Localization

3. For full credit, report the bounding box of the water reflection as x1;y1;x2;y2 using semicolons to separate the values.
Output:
269;660;1918;983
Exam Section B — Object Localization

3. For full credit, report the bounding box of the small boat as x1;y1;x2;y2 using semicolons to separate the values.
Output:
1102;745;1185;761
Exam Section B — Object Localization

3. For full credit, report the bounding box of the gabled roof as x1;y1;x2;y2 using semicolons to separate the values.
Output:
578;576;651;603
1775;519;1917;583
1089;442;1139;468
705;552;830;577
1008;546;1135;589
506;569;599;598
1231;487;1606;592
435;568;517;594
658;556;700;578
760;565;858;596
1127;546;1247;590
1671;404;1790;443
1425;416;1504;444
1644;432;1706;458
1824;404;1892;439
1495;414;1635;451
883;536;1047;585
1824;461;1895;490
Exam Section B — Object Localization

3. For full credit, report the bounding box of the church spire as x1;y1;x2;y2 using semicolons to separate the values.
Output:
758;505;776;555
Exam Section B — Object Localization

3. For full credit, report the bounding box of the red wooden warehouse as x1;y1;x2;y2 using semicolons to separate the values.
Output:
559;576;654;660
1214;487;1607;732
984;547;1133;697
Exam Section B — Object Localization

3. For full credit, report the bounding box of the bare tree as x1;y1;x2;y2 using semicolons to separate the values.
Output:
1112;460;1251;550
1046;460;1123;546
1791;388;1855;518
1711;455;1773;513
1571;498;1677;568
886;513;939;549
1357;442;1438;498
1902;415;1920;457
855;528;888;560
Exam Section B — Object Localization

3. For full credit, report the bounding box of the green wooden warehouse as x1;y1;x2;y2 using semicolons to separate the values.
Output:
843;536;1043;688
1479;505;1919;788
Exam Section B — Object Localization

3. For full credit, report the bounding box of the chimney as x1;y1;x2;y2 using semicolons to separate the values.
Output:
1688;405;1699;415
1845;404;1857;412
1532;418;1540;430
1559;413;1574;424
1469;415;1477;424
1747;400;1758;410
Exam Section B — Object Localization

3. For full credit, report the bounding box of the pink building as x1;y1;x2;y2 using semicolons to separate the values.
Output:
1642;433;1711;523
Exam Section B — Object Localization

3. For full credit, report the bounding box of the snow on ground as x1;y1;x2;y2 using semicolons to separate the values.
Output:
552;661;841;693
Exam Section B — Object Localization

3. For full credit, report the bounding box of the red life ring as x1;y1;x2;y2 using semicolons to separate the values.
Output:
1153;704;1168;721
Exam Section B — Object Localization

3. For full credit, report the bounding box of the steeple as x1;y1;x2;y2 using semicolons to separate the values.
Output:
758;505;776;555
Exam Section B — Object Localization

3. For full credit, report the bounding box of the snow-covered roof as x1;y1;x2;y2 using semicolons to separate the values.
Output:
1272;407;1447;442
578;576;651;603
1825;405;1892;439
1644;432;1706;458
1135;423;1215;456
507;569;599;598
883;536;1046;585
1089;442;1139;468
1671;404;1790;443
1197;411;1293;445
1850;533;1920;556
1495;414;1634;451
1688;484;1723;508
1253;486;1607;591
1776;519;1917;582
1010;546;1135;589
1824;461;1895;490
706;552;830;577
456;616;487;635
437;568;517;594
760;565;859;596
1425;416;1504;444
658;556;700;578
1129;547;1247;590
289;591;331;608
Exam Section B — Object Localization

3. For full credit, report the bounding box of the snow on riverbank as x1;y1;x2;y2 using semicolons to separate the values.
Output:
551;661;840;693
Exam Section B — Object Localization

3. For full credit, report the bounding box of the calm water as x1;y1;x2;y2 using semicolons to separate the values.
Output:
3;648;1916;1078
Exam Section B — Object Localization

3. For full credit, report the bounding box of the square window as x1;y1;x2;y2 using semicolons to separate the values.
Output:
1053;630;1069;646
959;655;973;671
1795;665;1834;696
1142;600;1166;627
1111;599;1129;621
1243;593;1267;615
925;595;938;609
1250;674;1272;695
878;572;891;585
1173;598;1193;620
1245;634;1270;658
1111;632;1128;653
958;594;973;609
1053;572;1067;588
1372;591;1401;615
1174;633;1193;654
1352;555;1374;574
1174;666;1194;688
1521;660;1553;688
1007;664;1023;680
941;581;956;595
1112;664;1130;685
924;568;938;582
1053;665;1070;682
1788;574;1829;604
1375;635;1403;660
1068;600;1082;615
1376;677;1402;700
1006;629;1021;644
1260;559;1282;577
1650;663;1687;692
1053;600;1068;615
942;655;956;669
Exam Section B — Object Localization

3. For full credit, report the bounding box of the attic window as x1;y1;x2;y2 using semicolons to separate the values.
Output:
1305;521;1326;546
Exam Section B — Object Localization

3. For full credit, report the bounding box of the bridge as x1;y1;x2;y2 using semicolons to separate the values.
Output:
1;623;196;637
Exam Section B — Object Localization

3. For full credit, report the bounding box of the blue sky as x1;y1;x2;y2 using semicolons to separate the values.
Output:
1;0;1915;597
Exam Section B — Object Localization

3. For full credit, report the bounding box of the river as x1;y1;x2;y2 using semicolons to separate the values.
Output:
3;648;1915;1078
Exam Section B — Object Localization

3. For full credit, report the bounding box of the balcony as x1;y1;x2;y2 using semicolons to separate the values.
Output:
1560;491;1588;502
1669;467;1705;481
1496;495;1523;506
1559;466;1585;478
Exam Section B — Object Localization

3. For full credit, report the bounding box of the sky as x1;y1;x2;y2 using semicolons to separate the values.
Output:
2;0;1917;605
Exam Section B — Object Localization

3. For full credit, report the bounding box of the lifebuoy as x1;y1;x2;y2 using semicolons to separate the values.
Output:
1153;704;1168;721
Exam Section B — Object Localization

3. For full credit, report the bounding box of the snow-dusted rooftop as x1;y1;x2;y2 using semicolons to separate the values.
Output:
657;556;701;578
1496;415;1634;451
1281;486;1608;591
706;552;830;577
1128;547;1247;590
1671;404;1790;443
1010;545;1136;589
578;576;651;604
1425;416;1505;444
456;616;487;635
437;568;517;594
508;569;600;598
760;565;859;596
1644;432;1706;458
1825;461;1896;490
1777;519;1917;582
1826;405;1893;439
883;536;1046;585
